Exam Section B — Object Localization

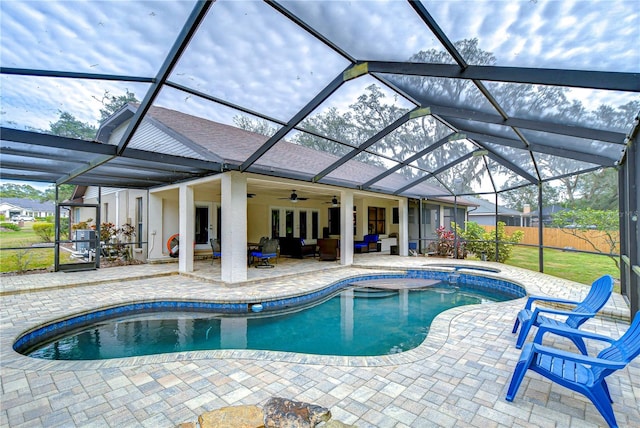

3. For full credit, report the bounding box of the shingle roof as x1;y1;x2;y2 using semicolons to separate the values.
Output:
0;198;55;211
465;196;521;215
143;105;476;205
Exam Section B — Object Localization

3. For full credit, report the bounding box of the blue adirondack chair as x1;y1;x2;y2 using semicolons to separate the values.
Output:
512;274;614;352
506;312;640;428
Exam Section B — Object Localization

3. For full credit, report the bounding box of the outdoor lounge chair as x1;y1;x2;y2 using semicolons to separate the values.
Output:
512;274;614;352
209;238;221;263
250;238;278;268
317;238;338;261
506;312;640;428
354;234;379;253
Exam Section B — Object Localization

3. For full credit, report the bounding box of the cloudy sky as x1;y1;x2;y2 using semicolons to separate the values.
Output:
0;0;638;191
1;0;638;131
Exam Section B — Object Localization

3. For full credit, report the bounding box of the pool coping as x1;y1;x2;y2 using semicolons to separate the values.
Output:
12;268;526;361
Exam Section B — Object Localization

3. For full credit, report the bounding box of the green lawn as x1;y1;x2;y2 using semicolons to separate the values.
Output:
1;225;623;284
498;245;620;288
0;223;71;273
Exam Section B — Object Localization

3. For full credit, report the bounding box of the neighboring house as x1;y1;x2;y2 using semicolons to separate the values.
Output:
74;103;475;282
0;197;55;220
525;204;567;227
466;196;523;226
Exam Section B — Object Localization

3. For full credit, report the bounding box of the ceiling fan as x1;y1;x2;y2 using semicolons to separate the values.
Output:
278;190;308;203
324;196;339;206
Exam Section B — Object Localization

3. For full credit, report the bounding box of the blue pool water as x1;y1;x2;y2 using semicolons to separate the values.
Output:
17;275;519;360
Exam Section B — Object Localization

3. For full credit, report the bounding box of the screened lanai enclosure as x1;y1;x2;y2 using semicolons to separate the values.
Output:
0;1;638;314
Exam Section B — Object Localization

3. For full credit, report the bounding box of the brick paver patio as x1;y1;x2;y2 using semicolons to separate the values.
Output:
1;255;638;427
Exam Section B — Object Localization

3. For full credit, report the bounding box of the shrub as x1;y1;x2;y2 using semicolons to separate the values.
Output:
100;222;136;260
71;218;93;231
1;222;21;231
33;222;54;242
11;249;33;274
428;226;466;258
458;221;524;263
100;222;117;242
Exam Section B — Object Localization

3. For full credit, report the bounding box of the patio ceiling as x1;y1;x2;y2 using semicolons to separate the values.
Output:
1;0;638;198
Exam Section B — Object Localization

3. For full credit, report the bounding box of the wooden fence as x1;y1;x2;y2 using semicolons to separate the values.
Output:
480;225;620;254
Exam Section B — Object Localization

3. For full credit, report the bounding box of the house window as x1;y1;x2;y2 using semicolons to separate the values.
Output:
299;211;307;239
73;207;81;226
104;203;109;223
422;203;440;237
135;197;143;248
328;207;340;235
443;207;466;230
271;209;280;238
368;207;385;235
272;207;319;239
285;210;294;238
312;211;318;239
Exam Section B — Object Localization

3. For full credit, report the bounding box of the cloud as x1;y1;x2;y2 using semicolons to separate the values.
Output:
1;74;149;131
0;1;192;75
169;1;350;122
1;0;637;135
281;0;445;61
428;0;639;72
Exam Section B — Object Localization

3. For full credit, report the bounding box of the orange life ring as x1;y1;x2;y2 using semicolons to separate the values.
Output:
167;234;180;257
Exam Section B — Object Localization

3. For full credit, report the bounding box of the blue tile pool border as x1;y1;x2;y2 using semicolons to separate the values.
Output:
13;269;525;354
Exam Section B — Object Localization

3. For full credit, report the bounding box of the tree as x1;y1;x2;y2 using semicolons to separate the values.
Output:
500;183;560;212
45;89;138;141
95;89;138;123
234;39;631;198
3;90;139;202
0;183;42;199
551;208;620;268
41;184;75;203
232;116;277;137
294;107;358;158
48;111;96;140
571;168;618;211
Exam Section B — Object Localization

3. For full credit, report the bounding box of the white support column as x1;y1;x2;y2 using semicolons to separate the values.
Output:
340;289;354;342
398;197;409;256
340;190;354;265
147;192;163;259
179;184;194;272
221;172;247;283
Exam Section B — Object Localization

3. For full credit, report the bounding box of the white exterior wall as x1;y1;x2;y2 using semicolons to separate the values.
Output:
178;184;194;273
0;203;20;219
147;192;164;259
109;120;204;159
82;186;149;261
398;198;409;256
221;172;247;283
340;190;354;265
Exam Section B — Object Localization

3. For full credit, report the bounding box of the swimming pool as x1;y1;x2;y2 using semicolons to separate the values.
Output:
14;270;525;360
